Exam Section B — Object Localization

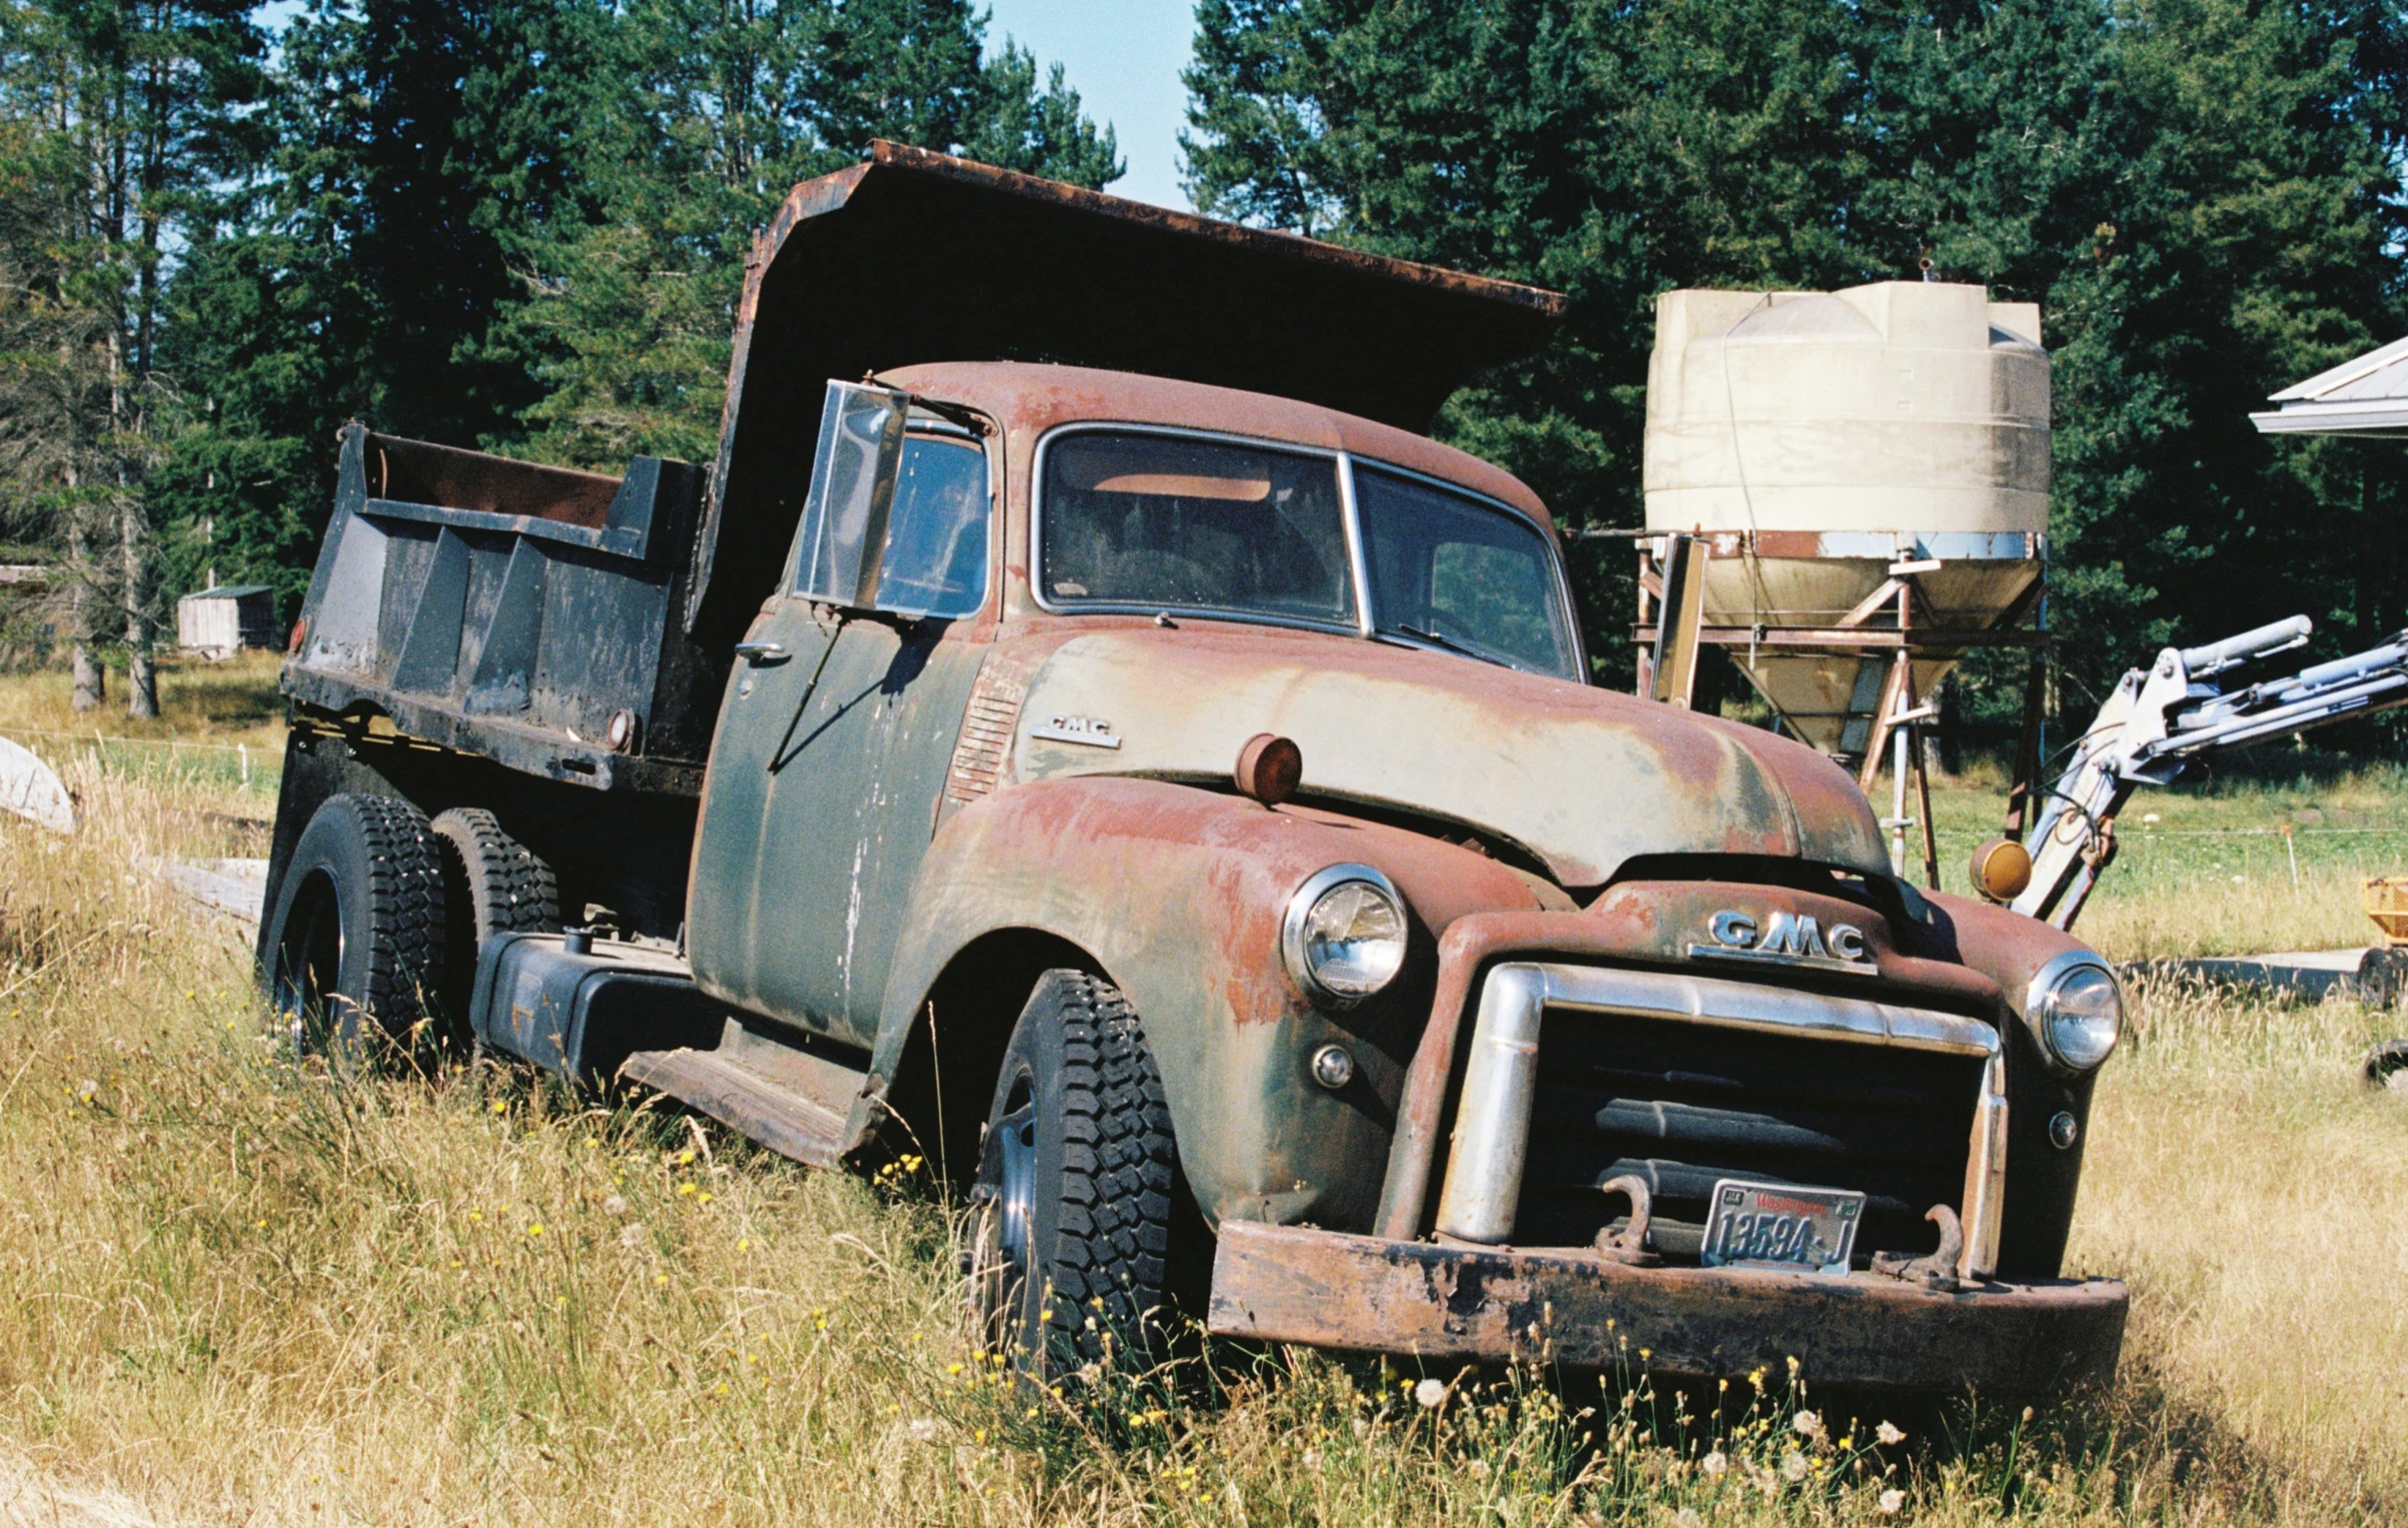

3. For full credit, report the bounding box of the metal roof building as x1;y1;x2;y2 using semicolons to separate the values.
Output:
2251;336;2408;438
177;584;279;658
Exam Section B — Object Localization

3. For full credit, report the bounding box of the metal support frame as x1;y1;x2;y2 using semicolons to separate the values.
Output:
1630;533;2045;890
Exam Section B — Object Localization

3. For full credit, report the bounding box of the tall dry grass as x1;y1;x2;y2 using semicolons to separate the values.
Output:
0;653;286;807
2069;975;2408;1513
0;731;2404;1523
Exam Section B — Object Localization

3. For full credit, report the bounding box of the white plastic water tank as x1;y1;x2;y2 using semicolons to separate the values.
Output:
1642;282;2048;757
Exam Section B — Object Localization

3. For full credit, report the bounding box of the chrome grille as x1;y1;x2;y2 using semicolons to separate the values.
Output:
1433;961;2007;1278
1519;1007;1983;1261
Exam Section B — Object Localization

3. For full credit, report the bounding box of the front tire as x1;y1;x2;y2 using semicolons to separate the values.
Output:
261;792;448;1063
965;970;1179;1374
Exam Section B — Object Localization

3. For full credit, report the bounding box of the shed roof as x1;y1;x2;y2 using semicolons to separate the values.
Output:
181;585;272;600
2251;336;2408;438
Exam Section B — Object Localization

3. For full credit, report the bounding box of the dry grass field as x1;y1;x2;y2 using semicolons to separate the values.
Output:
0;668;2404;1525
1921;754;2408;962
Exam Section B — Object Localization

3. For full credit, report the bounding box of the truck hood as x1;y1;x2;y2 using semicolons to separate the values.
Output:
1008;628;1887;888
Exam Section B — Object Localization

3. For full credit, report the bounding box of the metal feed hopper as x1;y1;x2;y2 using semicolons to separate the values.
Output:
1641;282;2049;761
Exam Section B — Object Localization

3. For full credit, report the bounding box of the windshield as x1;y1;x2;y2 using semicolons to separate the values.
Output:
1037;428;1577;679
1354;465;1580;678
1038;433;1356;627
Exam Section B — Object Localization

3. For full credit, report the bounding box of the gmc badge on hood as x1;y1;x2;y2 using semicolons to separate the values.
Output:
1688;908;1876;976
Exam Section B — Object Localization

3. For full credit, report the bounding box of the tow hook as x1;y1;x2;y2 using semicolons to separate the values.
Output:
1593;1174;1662;1267
1871;1204;1963;1291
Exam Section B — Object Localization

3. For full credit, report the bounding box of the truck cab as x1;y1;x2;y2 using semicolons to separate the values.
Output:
258;143;2127;1392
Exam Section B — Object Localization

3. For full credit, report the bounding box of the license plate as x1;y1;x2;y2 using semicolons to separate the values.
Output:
1701;1178;1865;1275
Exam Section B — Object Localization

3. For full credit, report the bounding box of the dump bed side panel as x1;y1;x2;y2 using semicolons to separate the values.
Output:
285;425;724;794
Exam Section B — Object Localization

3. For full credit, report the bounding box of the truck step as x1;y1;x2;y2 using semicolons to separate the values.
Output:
620;1018;870;1166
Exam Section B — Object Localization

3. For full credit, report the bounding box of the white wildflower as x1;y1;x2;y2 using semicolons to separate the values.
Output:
1414;1377;1447;1409
1875;1419;1906;1446
602;1194;627;1215
1783;1450;1809;1482
617;1223;644;1247
1792;1408;1823;1439
1878;1487;1906;1514
1701;1449;1728;1477
906;1418;940;1443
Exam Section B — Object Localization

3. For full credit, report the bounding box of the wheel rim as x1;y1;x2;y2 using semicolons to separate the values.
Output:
995;1102;1037;1294
274;868;346;1047
968;1087;1040;1359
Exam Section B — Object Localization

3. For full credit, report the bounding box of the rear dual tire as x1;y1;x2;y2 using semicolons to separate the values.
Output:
263;793;448;1061
431;805;561;1018
262;793;557;1064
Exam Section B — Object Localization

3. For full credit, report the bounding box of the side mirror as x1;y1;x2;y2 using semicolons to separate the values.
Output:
793;381;909;609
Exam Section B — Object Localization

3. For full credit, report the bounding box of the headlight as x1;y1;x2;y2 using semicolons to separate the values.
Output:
1283;863;1408;1006
2025;952;2124;1071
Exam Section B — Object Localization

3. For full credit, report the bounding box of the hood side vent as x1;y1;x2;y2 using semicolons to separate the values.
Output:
946;661;1025;807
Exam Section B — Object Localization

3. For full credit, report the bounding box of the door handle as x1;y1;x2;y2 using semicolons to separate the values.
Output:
734;641;789;665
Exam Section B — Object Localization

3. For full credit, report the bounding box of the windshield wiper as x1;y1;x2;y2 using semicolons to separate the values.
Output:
1379;622;1486;661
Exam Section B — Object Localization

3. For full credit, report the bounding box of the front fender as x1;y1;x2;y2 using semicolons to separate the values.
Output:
1915;891;2110;1277
876;776;1545;1230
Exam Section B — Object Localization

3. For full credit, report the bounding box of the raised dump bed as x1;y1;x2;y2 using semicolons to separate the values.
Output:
284;425;721;794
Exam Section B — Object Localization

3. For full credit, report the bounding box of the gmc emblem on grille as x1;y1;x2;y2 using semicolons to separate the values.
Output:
1689;909;1876;976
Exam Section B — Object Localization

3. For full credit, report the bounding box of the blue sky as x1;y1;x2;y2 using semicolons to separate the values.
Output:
982;0;1197;210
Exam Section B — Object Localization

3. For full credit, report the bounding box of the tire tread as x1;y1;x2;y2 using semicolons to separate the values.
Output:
431;805;560;939
1039;971;1178;1363
339;793;449;1034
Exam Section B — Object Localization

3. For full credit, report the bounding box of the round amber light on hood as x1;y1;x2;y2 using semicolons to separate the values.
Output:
1283;863;1407;1006
1235;733;1302;805
1968;837;2033;902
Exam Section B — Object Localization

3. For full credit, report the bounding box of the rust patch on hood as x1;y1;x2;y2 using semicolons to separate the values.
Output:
1005;626;1886;887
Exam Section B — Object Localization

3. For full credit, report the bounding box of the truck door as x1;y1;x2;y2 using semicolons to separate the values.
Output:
688;385;994;1048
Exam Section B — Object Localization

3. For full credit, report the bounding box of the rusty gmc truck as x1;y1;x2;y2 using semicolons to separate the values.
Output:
257;142;2128;1391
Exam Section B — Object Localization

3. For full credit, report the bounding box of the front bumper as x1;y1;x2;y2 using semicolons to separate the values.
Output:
1208;1220;2128;1392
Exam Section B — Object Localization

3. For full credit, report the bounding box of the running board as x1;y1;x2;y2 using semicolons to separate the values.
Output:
620;1018;870;1166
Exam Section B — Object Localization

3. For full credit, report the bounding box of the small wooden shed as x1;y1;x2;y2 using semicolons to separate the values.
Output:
177;585;278;658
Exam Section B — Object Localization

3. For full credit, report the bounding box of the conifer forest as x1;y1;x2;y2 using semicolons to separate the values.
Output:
2;1;2403;729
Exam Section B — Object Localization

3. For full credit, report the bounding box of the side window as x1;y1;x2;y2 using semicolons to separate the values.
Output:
795;430;990;620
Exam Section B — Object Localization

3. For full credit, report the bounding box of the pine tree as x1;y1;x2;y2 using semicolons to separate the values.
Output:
0;0;268;712
1181;0;2408;705
504;0;1122;471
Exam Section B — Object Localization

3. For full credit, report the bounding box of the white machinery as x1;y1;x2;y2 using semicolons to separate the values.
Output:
2010;616;2408;929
